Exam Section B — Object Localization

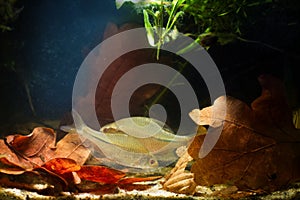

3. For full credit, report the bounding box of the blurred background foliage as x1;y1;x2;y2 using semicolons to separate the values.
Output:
0;0;23;32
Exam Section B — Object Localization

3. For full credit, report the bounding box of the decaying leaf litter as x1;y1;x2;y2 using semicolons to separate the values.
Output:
189;75;300;193
0;75;300;199
0;127;161;195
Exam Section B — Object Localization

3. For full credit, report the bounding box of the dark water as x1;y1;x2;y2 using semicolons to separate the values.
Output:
0;0;299;135
0;0;141;133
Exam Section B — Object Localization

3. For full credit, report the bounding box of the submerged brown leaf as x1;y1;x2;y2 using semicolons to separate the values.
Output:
0;139;34;171
0;125;165;195
54;133;91;165
5;127;56;166
188;75;300;192
0;157;26;175
0;169;66;195
163;151;196;195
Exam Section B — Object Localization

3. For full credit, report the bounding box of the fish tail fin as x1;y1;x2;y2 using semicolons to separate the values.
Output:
71;109;109;142
72;109;87;133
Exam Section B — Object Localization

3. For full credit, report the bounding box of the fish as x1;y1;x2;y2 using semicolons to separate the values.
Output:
101;117;191;143
61;110;159;169
100;117;193;164
61;110;194;168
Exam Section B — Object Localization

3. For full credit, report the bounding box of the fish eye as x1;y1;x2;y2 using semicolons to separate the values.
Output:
150;159;157;166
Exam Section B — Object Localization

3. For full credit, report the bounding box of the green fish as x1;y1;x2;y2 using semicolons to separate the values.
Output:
61;110;194;168
61;110;158;169
100;117;192;164
101;117;191;143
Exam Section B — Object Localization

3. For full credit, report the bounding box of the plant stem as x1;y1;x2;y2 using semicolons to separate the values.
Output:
145;62;187;115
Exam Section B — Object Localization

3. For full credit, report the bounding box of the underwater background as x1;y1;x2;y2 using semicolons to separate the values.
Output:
0;0;299;135
0;0;142;134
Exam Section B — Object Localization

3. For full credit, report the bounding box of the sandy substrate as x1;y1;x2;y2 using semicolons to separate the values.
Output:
1;181;299;200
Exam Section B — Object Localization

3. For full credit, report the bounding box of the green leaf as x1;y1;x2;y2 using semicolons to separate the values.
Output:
0;25;12;32
166;0;185;29
176;37;201;55
143;9;156;46
146;9;157;19
218;11;230;16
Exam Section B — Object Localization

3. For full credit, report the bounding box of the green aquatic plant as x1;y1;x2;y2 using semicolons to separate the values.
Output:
116;0;273;52
0;0;23;32
117;0;185;59
143;0;185;59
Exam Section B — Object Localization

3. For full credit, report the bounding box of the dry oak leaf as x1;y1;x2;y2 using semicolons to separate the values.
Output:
0;156;27;175
0;169;67;195
0;130;80;194
54;133;91;165
5;127;56;166
0;139;34;171
188;75;300;192
163;150;196;195
1;128;159;194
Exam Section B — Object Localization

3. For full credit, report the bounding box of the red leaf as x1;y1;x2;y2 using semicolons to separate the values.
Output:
39;158;81;191
41;158;81;175
77;165;126;184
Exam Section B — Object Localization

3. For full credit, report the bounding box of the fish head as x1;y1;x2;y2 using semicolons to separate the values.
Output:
136;154;159;169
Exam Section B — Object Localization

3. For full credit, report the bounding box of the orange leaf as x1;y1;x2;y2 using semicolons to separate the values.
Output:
39;158;81;189
77;165;126;184
41;158;81;175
